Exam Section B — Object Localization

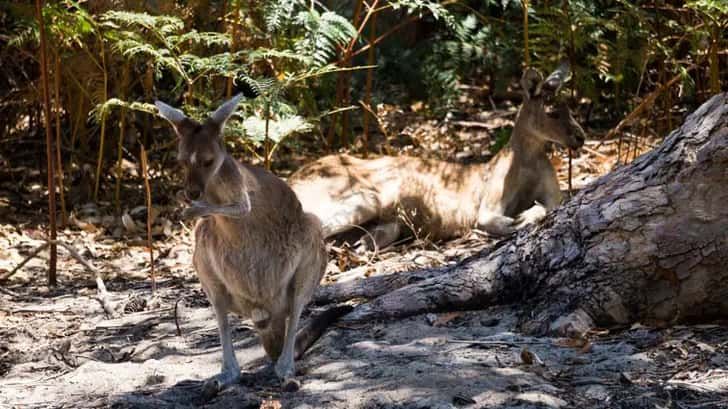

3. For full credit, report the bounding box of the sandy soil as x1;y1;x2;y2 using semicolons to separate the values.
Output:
1;109;725;408
2;257;727;409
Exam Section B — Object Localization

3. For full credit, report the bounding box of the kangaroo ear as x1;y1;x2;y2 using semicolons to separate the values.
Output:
155;100;188;127
210;93;243;127
539;60;571;97
520;68;543;100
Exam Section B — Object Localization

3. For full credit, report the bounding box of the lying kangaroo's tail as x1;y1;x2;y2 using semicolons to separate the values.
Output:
294;304;353;360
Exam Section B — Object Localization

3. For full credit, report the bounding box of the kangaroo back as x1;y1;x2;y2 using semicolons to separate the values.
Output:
287;62;586;245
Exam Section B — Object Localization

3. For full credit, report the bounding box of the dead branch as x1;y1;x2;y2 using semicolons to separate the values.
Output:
605;65;696;140
36;0;58;286
2;239;116;317
140;144;156;293
1;241;51;282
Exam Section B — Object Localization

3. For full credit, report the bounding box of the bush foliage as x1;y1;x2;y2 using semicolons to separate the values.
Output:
0;0;725;206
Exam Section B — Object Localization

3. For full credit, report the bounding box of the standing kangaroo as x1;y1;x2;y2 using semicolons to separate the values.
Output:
156;95;331;393
288;62;586;249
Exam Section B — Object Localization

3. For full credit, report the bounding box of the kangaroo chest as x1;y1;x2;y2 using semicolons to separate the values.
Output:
193;217;301;308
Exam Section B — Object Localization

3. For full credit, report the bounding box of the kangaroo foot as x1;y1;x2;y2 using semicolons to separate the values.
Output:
282;377;301;392
200;370;240;400
275;357;300;392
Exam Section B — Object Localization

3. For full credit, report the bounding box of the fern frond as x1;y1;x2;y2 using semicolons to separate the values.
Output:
264;0;301;32
170;31;231;48
389;0;455;27
294;10;356;67
101;11;183;35
89;98;157;124
246;48;312;65
243;114;313;144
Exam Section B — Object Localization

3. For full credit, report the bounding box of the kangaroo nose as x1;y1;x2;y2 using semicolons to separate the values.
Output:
571;129;586;149
186;187;202;201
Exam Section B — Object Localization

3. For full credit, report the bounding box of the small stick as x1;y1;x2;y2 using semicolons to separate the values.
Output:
36;0;58;286
140;144;155;293
605;65;696;141
580;145;608;159
174;297;184;336
0;286;20;297
2;239;116;317
0;241;50;282
361;10;377;158
568;149;573;198
53;240;116;318
448;338;550;346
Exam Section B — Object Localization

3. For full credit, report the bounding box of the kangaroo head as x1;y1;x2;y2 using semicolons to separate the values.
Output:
517;62;585;150
155;94;243;201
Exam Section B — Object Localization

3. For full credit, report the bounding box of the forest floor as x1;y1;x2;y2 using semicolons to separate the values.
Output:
2;103;727;408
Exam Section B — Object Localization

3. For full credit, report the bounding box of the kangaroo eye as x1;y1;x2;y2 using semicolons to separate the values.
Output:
203;159;214;167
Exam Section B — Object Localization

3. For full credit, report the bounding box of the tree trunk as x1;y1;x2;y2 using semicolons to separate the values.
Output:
319;94;728;336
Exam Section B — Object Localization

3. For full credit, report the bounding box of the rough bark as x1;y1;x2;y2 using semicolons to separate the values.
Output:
314;266;450;304
326;93;728;336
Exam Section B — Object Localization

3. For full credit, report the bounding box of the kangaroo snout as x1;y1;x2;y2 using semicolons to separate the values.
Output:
185;185;203;201
569;127;586;150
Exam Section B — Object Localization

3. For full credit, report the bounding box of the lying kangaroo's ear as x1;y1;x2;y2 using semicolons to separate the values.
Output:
539;60;570;97
520;68;543;100
155;100;188;127
210;93;243;127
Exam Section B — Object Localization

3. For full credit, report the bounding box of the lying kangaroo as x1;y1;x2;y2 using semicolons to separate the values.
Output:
156;95;334;393
288;62;586;249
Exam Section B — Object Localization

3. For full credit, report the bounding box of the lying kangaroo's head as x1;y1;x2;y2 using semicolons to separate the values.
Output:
155;94;243;201
517;62;585;150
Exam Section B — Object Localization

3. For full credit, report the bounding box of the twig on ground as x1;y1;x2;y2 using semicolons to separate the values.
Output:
447;338;551;347
174;297;184;336
140;144;156;293
1;241;51;282
3;239;116;317
447;120;498;130
0;285;20;297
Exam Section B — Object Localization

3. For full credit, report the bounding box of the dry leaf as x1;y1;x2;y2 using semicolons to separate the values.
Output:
70;214;98;233
579;340;593;354
521;347;534;365
260;399;282;409
553;337;589;349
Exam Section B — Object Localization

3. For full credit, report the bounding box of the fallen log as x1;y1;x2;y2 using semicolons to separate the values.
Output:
331;93;728;336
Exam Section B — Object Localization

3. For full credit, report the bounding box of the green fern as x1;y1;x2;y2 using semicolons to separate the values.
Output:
264;0;300;32
243;115;313;145
294;10;357;67
390;0;455;27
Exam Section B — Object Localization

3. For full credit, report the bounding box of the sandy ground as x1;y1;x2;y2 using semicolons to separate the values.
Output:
1;113;726;408
2;264;727;409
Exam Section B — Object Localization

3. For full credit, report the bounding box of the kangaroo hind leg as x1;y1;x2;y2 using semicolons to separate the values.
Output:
200;293;241;398
321;189;382;237
355;221;402;253
274;241;325;391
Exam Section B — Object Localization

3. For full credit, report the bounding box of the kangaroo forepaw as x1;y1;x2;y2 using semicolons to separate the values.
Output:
514;204;548;229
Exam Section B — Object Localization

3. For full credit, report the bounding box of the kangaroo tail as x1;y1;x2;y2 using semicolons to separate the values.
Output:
294;304;353;360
